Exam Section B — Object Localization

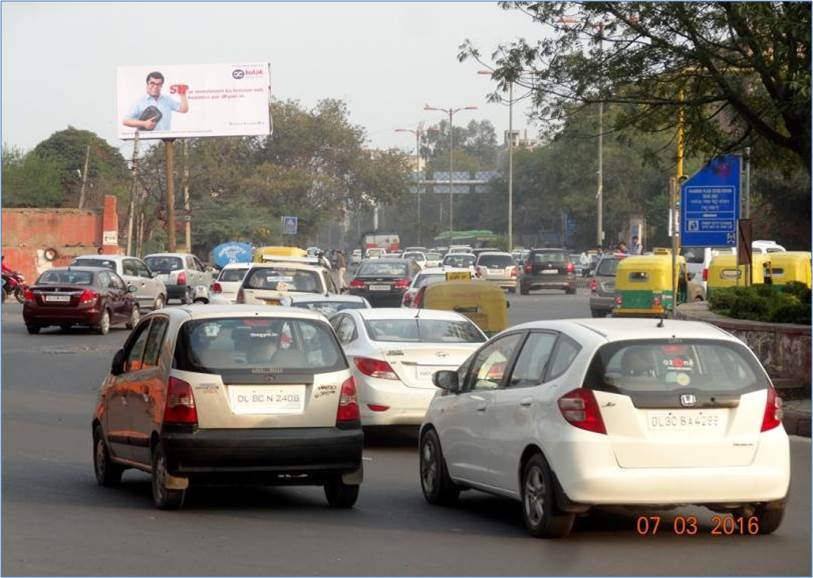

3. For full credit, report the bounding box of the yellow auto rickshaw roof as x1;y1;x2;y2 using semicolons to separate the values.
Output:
709;253;773;267
767;251;811;264
615;254;685;271
255;246;308;258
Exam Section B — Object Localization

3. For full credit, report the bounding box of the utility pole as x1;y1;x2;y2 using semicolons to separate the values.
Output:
78;144;90;209
183;139;191;252
126;133;140;255
507;81;514;251
164;139;177;252
596;21;604;248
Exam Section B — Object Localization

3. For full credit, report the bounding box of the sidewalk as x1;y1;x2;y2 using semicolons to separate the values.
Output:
782;397;811;437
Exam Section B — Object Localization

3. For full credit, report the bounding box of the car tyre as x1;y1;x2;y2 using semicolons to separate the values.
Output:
61;324;72;333
96;309;111;335
14;286;26;304
93;425;123;487
151;444;185;510
589;308;602;318
324;477;359;508
521;454;574;538
26;325;41;335
420;428;459;506
126;305;140;329
753;501;785;534
153;294;166;310
520;285;530;296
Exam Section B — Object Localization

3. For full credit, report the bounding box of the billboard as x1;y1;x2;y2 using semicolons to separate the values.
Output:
117;63;271;140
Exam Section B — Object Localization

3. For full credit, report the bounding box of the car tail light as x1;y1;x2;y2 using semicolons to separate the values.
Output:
615;295;622;305
163;377;198;425
354;357;399;380
350;278;365;289
761;386;783;432
236;288;245;304
590;279;598;293
524;261;533;274
566;263;575;273
79;289;98;304
177;271;187;285
703;268;709;282
395;278;411;289
211;282;222;293
558;389;606;434
367;404;390;412
23;288;35;303
336;376;360;423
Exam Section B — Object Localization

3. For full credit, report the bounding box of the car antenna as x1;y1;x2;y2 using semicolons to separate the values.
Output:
656;314;665;328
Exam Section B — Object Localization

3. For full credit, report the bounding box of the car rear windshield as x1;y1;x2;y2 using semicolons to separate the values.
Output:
478;254;514;267
425;253;441;260
533;252;567;263
414;274;447;288
583;339;768;395
443;254;475;268
218;268;248;282
403;253;424;261
596;258;620;276
174;317;346;373
364;318;486;343
292;300;368;314
144;256;183;273
37;270;94;285
72;258;116;271
358;261;408;277
244;267;321;293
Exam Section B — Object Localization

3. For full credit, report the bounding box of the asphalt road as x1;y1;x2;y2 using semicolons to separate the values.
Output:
2;296;811;576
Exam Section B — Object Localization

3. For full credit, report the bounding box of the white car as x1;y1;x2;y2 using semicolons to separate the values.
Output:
330;308;487;426
441;253;476;274
366;248;387;259
144;253;213;304
420;318;789;538
210;263;251;304
281;294;372;315
71;254;167;310
402;251;427;270
448;245;473;254
424;252;442;268
351;249;362;265
237;263;339;305
401;267;454;308
403;246;428;254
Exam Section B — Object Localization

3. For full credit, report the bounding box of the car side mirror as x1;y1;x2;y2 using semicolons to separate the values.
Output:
127;284;138;293
432;370;460;393
111;349;126;376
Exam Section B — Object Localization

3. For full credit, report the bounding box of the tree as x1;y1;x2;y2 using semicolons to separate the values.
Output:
2;147;63;207
461;2;811;173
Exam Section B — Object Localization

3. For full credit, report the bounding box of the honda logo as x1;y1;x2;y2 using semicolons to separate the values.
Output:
680;394;697;407
435;352;449;358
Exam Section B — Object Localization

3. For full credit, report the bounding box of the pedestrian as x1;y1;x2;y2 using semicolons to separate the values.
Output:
616;241;628;254
335;250;347;291
630;235;643;255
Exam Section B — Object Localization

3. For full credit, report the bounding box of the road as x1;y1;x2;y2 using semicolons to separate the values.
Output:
2;294;811;576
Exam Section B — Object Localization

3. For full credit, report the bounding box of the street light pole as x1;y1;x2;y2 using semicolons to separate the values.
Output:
424;104;477;245
596;20;604;248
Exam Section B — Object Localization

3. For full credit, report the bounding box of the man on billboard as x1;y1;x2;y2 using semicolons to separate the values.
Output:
122;71;189;132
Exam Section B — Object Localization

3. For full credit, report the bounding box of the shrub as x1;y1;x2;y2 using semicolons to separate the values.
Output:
708;284;811;324
782;281;811;303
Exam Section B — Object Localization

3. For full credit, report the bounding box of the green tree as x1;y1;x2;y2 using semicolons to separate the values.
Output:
2;146;63;207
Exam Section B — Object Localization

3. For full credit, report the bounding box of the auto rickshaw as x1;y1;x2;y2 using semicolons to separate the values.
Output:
416;279;508;336
253;246;308;263
612;254;698;317
706;253;773;296
769;251;811;289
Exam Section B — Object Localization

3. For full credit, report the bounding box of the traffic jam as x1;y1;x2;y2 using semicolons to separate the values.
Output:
5;239;796;539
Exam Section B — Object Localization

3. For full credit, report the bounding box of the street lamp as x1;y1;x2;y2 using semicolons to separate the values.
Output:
395;124;436;246
478;70;515;251
424;103;478;244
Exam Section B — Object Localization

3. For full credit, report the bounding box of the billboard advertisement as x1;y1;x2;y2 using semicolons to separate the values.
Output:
117;62;271;140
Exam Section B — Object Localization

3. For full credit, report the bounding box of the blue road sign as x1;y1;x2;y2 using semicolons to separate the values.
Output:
680;154;741;247
282;216;298;235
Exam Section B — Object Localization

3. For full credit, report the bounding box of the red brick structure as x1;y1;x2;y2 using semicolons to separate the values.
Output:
2;195;120;282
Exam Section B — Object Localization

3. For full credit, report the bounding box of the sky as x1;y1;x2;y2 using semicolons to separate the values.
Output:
2;1;549;157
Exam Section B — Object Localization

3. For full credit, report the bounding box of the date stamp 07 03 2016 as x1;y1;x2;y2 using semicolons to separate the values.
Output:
636;515;762;536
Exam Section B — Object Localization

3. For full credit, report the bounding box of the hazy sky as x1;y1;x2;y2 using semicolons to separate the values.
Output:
3;2;548;156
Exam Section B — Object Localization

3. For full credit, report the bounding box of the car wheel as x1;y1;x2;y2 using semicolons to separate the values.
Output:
153;294;166;310
14;286;25;304
96;310;111;335
420;428;459;506
93;425;123;487
521;454;574;538
26;325;41;335
193;298;208;305
590;308;602;318
324;476;359;508
520;285;529;296
694;295;704;302
151;444;185;510
752;501;785;534
126;305;140;329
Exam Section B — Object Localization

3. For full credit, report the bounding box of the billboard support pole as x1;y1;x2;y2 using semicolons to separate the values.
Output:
744;148;751;286
183;139;191;252
164;139;177;252
126;132;140;256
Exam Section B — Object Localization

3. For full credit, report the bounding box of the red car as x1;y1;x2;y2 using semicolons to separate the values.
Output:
23;267;140;335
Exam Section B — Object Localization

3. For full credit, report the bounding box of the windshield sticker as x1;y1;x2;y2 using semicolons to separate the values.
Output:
204;325;221;337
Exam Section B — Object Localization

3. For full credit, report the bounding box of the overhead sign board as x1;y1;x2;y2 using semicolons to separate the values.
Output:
680;155;741;247
282;216;298;235
117;62;271;140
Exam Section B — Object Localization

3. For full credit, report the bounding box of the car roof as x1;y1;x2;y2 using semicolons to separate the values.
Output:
144;253;193;258
444;252;474;258
162;304;329;323
416;267;447;275
477;251;512;257
39;266;106;275
73;254;130;262
360;258;408;264
220;262;251;269
286;294;368;303
247;262;324;273
508;318;733;343
353;307;470;321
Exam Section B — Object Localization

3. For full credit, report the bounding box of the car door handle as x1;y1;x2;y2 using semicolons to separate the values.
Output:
520;397;533;408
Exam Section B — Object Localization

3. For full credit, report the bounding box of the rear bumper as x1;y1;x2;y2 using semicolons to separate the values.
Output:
23;305;102;326
161;426;363;480
358;377;438;426
521;275;575;290
348;289;405;306
479;278;517;290
589;296;616;313
165;285;189;300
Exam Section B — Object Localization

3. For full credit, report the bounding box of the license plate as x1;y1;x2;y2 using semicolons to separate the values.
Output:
44;295;70;303
369;284;391;291
228;385;305;414
416;366;446;381
542;269;558;274
647;410;726;431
